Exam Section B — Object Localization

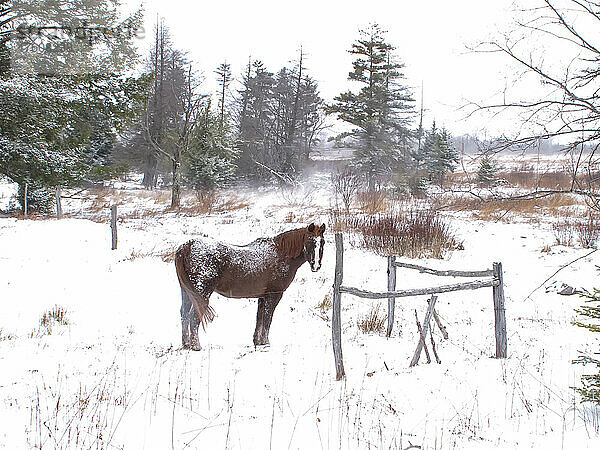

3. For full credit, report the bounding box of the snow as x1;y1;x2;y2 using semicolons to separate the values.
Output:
1;175;599;449
0;177;17;211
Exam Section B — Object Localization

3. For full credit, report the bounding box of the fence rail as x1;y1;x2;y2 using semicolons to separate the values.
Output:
331;232;507;381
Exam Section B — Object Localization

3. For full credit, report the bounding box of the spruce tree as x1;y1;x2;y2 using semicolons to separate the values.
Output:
235;56;323;182
327;23;414;189
422;124;459;187
477;155;499;186
0;0;147;212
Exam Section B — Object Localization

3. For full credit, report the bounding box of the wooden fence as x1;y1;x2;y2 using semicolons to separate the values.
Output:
332;232;507;381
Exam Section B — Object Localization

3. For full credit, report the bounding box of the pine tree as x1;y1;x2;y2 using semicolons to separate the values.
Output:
235;55;323;182
327;23;414;189
0;0;147;212
215;62;232;127
184;102;238;191
477;155;499;186
422;124;459;187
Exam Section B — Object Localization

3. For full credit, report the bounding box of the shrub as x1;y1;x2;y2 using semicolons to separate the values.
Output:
576;214;600;249
332;167;362;213
347;209;462;258
573;288;600;404
553;219;575;246
553;215;600;248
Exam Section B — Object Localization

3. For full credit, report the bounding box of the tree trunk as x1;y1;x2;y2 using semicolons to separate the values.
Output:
143;151;158;189
171;149;181;209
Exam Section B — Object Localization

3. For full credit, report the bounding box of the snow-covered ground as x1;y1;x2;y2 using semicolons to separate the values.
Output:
1;175;599;449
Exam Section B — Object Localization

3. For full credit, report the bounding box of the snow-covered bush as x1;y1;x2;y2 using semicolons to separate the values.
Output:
346;209;463;258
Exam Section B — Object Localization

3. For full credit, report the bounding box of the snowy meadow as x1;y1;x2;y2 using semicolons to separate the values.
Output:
1;169;599;450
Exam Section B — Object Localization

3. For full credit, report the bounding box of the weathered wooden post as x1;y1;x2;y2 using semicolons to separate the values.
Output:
332;233;345;381
493;262;507;358
23;183;28;217
55;186;63;219
110;205;118;250
410;295;438;367
386;255;396;337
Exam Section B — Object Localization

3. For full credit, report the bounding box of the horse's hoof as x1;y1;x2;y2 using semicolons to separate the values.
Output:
190;343;202;351
254;343;270;350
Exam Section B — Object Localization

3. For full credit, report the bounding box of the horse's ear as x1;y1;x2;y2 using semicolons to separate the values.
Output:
308;223;316;233
319;224;326;235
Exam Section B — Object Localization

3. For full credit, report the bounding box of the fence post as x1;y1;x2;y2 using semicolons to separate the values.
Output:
55;186;63;219
110;205;118;250
493;262;507;358
410;295;438;367
23;183;28;217
332;233;345;381
386;255;396;337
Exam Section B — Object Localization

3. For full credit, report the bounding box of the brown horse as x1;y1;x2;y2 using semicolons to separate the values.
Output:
175;223;326;350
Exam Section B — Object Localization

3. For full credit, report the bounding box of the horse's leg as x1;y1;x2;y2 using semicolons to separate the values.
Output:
253;293;282;346
253;297;266;346
180;288;192;349
188;287;214;351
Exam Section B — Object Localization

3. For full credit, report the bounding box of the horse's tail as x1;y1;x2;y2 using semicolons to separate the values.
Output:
175;241;216;330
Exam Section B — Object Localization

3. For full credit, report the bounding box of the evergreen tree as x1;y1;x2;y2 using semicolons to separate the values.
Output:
235;55;323;182
0;0;147;212
215;62;232;126
184;102;238;190
327;23;414;189
422;124;459;187
477;155;499;186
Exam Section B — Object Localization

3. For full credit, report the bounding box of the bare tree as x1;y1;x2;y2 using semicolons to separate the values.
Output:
332;167;362;213
470;0;600;208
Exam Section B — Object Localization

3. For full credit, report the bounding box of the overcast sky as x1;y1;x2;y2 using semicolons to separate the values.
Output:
129;0;518;137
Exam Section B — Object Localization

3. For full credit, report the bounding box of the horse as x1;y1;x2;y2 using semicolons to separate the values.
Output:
174;223;326;350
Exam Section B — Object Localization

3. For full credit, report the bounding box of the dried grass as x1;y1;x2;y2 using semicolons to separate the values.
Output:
316;294;332;314
356;190;390;215
446;194;579;221
0;328;15;341
124;247;177;262
357;304;386;334
36;305;69;336
179;190;249;215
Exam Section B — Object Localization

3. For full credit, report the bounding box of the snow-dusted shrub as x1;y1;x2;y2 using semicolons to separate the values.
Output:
574;288;600;405
576;214;600;249
553;218;575;246
348;209;462;259
553;214;599;248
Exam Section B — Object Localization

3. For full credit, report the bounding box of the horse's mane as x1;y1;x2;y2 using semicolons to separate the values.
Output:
274;228;307;259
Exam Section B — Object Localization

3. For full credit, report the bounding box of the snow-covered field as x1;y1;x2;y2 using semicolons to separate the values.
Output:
1;174;599;449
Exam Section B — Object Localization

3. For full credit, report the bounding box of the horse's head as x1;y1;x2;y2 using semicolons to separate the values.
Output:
304;223;326;272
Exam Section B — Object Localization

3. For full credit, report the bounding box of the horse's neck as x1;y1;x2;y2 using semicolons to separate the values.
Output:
286;254;307;272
